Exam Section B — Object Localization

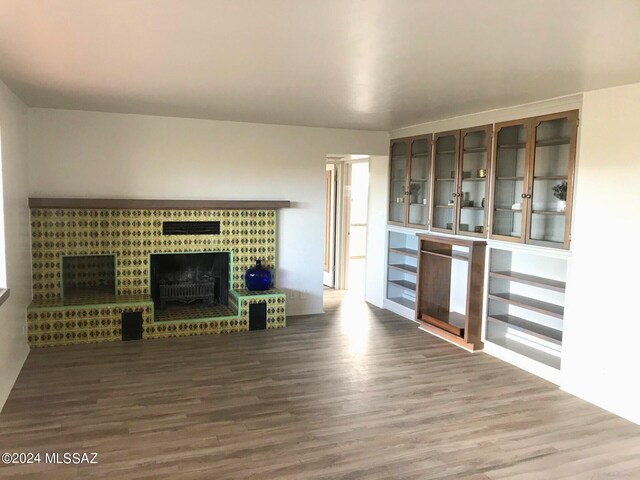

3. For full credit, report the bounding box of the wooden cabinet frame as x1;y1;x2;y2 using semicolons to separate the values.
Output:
489;110;578;249
415;234;486;352
388;134;433;229
430;126;491;237
430;130;460;234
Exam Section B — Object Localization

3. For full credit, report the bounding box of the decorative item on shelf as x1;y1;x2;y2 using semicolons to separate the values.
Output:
448;199;455;206
446;223;453;230
511;203;522;210
481;197;485;208
474;226;484;233
459;223;469;231
553;180;568;212
477;168;487;178
450;170;455;178
462;171;472;179
409;182;421;204
245;259;272;291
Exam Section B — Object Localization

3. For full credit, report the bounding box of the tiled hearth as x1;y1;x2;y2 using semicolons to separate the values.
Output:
27;201;287;347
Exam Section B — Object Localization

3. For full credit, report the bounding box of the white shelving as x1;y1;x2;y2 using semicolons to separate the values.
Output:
483;245;568;384
385;230;418;319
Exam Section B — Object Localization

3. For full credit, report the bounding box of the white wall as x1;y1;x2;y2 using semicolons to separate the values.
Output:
364;155;389;307
0;80;30;412
561;82;640;425
27;109;388;316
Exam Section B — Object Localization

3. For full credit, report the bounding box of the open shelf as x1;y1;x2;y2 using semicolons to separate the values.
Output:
435;178;455;182
486;336;561;370
490;271;566;292
389;263;417;275
498;143;526;149
488;292;564;319
389;279;416;292
421;249;469;262
389;247;418;257
388;297;415;310
461;177;487;182
488;314;562;347
461;206;484;210
435;204;454;209
496;176;525;181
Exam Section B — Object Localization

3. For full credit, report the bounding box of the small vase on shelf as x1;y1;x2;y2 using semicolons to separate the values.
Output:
245;260;272;291
557;200;566;212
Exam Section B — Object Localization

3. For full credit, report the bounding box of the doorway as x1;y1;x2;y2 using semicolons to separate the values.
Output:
323;156;370;297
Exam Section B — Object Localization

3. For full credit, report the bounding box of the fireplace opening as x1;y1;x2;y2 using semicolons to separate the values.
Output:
150;252;231;321
62;254;116;300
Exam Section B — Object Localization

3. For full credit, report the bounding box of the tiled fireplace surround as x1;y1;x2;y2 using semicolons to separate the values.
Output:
27;204;287;347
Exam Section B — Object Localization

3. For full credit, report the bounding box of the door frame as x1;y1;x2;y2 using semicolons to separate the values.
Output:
326;157;370;291
323;164;337;287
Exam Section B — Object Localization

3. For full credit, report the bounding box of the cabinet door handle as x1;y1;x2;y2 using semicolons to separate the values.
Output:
526;194;532;198
521;193;527;199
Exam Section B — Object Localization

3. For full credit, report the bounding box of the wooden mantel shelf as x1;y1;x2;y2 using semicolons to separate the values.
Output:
28;198;291;210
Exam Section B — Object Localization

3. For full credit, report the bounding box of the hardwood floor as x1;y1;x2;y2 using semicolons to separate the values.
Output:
1;290;639;479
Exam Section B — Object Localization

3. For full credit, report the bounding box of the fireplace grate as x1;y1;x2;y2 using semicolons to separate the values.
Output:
162;221;220;235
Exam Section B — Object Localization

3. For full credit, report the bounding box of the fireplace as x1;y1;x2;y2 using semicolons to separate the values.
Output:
27;203;287;347
150;252;230;314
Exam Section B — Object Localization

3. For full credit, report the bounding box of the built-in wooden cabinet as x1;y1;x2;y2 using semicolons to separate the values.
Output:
431;126;491;237
415;234;486;351
431;130;459;233
388;135;432;229
489;110;578;249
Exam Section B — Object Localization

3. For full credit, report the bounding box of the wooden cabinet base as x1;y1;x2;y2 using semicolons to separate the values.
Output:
418;321;483;352
415;234;486;353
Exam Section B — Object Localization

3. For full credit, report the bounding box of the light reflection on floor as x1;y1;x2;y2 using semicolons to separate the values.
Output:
338;258;370;355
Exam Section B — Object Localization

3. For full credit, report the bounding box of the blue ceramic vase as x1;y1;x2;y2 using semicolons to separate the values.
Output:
245;259;272;291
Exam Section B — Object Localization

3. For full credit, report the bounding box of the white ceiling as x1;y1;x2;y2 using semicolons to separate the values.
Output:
1;0;639;131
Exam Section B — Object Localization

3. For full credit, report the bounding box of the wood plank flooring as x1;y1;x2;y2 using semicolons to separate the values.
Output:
1;290;639;479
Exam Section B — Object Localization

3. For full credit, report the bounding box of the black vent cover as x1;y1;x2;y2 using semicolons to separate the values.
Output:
162;221;220;235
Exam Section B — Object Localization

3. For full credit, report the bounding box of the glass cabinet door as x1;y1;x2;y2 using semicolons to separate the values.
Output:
431;132;458;232
490;122;529;241
458;126;490;236
527;112;577;248
407;137;430;228
389;140;408;224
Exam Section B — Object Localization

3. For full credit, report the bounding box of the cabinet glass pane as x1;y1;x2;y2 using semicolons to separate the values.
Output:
459;130;488;234
492;124;527;238
408;138;429;226
389;142;407;223
530;117;570;244
432;135;456;231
